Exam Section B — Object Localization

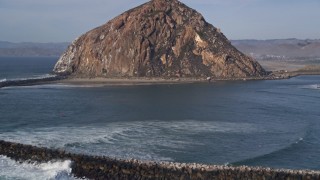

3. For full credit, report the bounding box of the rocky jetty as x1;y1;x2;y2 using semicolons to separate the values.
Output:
0;75;65;89
54;0;266;79
1;140;320;180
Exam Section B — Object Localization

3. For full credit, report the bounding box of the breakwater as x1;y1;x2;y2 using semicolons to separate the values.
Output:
0;75;66;88
0;140;319;179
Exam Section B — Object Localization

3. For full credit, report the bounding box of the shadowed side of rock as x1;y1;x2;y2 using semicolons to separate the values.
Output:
1;140;319;180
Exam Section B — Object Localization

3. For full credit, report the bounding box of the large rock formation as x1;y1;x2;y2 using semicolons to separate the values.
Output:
54;0;266;78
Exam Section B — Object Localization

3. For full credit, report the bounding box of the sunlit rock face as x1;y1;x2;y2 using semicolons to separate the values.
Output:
54;0;266;78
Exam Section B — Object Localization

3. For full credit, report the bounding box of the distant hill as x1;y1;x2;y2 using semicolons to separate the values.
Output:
231;39;320;61
231;39;320;71
0;41;69;57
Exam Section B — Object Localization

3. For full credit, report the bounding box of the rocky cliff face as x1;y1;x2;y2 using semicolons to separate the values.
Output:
54;0;266;78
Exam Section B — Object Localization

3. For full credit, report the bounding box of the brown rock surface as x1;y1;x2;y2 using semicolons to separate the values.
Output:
54;0;266;78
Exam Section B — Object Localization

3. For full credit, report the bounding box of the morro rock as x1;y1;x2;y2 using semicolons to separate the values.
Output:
54;0;266;78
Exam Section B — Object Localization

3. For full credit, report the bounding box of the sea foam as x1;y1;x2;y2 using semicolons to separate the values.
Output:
0;120;256;162
0;155;80;180
301;84;320;90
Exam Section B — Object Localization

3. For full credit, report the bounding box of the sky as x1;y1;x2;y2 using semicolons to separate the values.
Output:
0;0;319;42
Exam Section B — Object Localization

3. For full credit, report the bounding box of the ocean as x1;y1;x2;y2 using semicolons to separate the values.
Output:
0;56;319;179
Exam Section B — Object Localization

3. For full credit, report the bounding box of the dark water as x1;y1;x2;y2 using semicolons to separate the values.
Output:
0;56;57;80
0;57;319;179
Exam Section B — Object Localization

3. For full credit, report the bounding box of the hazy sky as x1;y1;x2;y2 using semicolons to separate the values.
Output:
0;0;319;42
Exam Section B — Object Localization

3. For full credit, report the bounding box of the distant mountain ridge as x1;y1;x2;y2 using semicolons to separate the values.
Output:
1;38;319;60
231;39;320;60
0;41;69;57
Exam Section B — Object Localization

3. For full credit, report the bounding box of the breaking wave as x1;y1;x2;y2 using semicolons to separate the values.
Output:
0;155;80;180
0;120;256;162
11;74;57;81
301;84;320;90
232;136;306;167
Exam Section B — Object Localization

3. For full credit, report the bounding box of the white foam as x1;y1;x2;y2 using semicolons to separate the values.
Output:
296;137;304;144
17;74;57;81
3;74;57;82
0;155;80;180
0;78;6;82
0;120;256;162
301;84;320;90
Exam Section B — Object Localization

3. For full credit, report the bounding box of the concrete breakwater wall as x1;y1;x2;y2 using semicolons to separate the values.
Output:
0;140;320;180
0;75;66;88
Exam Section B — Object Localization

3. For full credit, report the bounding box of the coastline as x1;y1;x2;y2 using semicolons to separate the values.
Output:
58;77;203;86
1;140;319;180
55;70;320;85
0;71;319;89
54;74;285;85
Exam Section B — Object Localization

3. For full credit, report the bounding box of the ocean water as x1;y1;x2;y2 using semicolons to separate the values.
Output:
0;57;320;179
0;56;57;81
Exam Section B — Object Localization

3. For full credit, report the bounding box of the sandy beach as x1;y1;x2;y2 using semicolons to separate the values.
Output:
2;70;319;89
57;77;207;86
55;76;276;86
52;76;282;87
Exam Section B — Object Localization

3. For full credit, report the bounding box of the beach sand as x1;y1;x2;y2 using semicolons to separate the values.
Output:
57;77;207;86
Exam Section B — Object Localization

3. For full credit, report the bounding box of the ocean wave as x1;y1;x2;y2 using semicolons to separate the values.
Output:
0;155;81;180
0;126;173;162
232;136;306;166
0;79;6;83
0;120;256;162
301;84;320;90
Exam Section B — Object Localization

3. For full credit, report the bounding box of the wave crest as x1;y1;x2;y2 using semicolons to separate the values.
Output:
0;79;7;83
301;84;320;90
0;155;81;180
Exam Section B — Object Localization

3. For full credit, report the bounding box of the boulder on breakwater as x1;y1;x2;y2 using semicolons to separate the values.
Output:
1;140;320;180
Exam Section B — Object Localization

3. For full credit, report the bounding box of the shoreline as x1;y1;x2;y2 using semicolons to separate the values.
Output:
53;74;287;85
1;140;319;179
54;71;320;86
0;71;319;89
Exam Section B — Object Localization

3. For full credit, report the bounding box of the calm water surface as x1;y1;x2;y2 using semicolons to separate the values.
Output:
0;57;319;179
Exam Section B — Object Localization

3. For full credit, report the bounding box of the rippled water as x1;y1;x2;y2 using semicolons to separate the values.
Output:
0;57;320;179
0;57;57;80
